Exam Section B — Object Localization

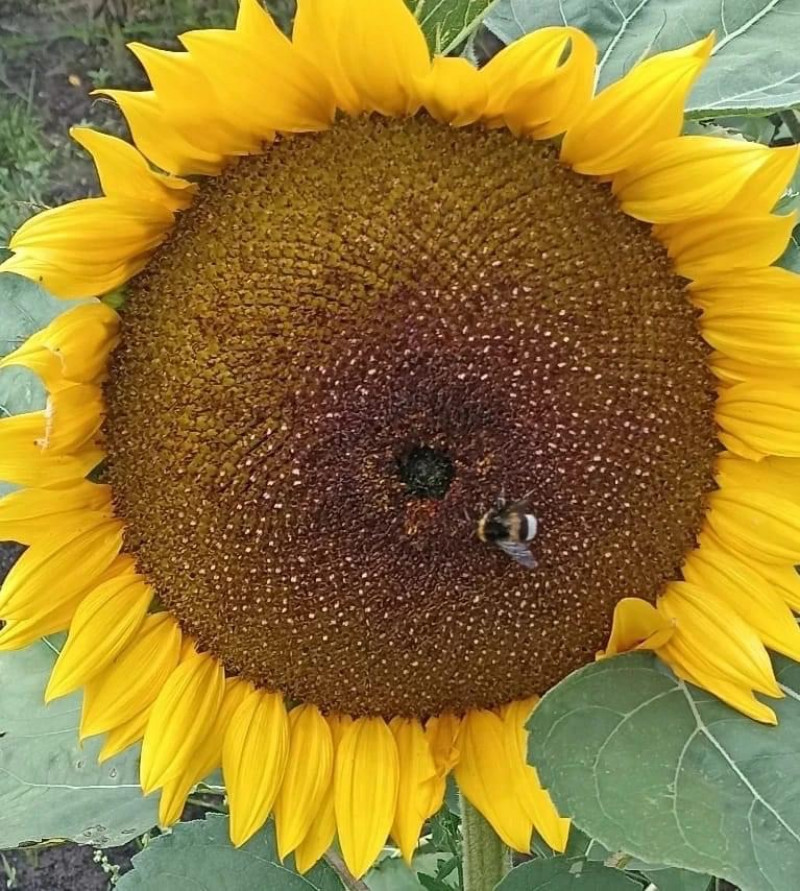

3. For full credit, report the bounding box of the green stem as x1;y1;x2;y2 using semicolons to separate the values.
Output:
460;794;511;891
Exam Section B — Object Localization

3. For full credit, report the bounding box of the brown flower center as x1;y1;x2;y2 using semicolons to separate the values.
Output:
105;115;718;717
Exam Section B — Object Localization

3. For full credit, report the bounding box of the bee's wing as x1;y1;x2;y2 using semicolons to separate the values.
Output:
497;539;537;569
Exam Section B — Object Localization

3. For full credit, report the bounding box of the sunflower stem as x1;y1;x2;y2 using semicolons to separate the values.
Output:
460;794;511;891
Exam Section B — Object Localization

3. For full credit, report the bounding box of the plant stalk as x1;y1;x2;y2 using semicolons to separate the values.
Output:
460;794;511;891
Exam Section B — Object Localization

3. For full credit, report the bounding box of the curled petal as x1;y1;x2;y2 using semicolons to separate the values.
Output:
600;597;675;658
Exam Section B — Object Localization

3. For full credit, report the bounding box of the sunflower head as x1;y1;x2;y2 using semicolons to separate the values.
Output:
1;0;799;880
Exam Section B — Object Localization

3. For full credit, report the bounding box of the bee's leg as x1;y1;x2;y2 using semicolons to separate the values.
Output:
496;486;506;509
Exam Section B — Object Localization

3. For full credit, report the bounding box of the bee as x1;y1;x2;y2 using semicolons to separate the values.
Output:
477;492;538;569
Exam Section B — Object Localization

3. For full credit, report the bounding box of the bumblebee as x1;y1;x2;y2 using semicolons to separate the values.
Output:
477;493;538;569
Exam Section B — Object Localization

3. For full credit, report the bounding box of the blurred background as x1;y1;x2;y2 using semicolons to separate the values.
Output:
0;0;296;247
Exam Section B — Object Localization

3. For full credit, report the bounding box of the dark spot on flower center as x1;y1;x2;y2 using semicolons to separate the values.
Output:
397;446;455;499
105;115;718;718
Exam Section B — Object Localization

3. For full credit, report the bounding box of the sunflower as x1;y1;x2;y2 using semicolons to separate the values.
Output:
1;0;799;879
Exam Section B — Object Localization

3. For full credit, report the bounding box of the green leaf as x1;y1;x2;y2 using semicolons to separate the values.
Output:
528;651;800;891
641;867;712;891
116;814;343;890
406;0;501;55
495;857;642;890
365;853;459;891
0;639;158;847
482;0;800;118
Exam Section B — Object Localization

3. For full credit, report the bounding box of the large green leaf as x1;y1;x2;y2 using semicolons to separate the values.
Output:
496;857;642;890
0;639;158;847
406;0;501;54
483;0;800;118
528;651;800;891
116;813;343;890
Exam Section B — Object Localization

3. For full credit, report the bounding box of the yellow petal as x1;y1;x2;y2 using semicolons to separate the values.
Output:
0;411;105;487
0;302;119;389
292;0;361;114
140;651;225;793
0;595;84;651
80;612;182;738
710;354;800;388
98;708;151;763
45;574;152;701
330;0;430;116
600;597;675;658
158;677;251;826
480;28;577;119
689;266;800;310
0;251;150;300
501;31;597;138
8;196;173;258
660;652;777;724
500;698;570;852
613;139;798;224
454;709;532;852
335;716;400;879
2;196;174;299
702;292;800;368
0;517;123;621
224;687;290;846
562;36;713;174
684;543;800;659
71;127;196;211
657;580;780;697
716;383;800;458
0;481;111;544
735;143;800;212
390;717;437;864
97;90;224;176
657;212;797;280
125;44;259;158
274;703;334;859
293;714;351;874
419;57;487;127
42;383;104;455
706;486;800;564
180;0;334;136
